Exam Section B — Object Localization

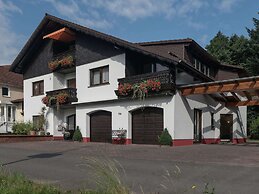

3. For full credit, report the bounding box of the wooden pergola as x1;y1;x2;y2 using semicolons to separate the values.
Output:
179;76;259;106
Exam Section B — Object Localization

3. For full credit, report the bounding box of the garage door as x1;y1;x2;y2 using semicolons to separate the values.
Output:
90;111;112;143
132;107;163;144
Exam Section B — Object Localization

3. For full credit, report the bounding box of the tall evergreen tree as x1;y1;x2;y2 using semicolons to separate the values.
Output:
246;17;259;75
206;15;259;132
205;31;231;63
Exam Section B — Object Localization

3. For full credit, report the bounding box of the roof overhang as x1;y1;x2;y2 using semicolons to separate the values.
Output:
43;27;75;42
179;76;259;106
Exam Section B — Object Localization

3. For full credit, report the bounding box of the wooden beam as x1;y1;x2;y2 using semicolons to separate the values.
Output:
231;92;240;101
243;91;252;100
181;79;259;96
226;100;259;107
255;90;259;97
219;93;228;102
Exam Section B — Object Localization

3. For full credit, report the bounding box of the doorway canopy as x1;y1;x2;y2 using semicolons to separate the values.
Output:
179;76;259;107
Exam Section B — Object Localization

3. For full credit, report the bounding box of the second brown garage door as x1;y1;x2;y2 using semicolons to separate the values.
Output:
132;107;163;145
90;111;112;143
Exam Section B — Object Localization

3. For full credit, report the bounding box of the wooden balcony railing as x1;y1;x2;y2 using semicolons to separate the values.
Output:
44;88;78;107
115;70;175;99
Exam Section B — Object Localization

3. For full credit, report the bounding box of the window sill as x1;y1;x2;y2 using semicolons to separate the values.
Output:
88;82;110;88
2;95;10;98
31;94;44;97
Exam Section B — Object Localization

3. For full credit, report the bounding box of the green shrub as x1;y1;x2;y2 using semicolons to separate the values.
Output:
72;126;83;142
249;117;259;139
158;128;172;146
12;121;34;135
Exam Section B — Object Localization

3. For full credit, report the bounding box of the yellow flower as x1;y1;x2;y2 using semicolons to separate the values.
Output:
192;185;196;189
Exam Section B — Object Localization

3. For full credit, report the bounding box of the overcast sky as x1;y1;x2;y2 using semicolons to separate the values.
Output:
0;0;258;65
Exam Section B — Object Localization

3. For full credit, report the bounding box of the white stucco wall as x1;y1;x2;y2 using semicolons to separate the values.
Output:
24;74;55;134
174;91;247;140
76;54;125;103
75;96;174;140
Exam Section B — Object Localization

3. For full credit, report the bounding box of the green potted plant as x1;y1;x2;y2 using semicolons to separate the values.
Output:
158;128;172;146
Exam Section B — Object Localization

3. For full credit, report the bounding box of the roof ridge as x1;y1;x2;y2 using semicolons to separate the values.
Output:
136;38;193;45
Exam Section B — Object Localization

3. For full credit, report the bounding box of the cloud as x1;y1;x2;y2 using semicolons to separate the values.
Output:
199;34;209;46
216;0;241;12
45;0;110;29
46;0;242;31
0;0;23;65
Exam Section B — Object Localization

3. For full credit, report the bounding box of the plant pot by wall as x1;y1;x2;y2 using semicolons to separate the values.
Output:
29;131;36;136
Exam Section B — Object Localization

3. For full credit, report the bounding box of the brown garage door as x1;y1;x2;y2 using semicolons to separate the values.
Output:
132;107;163;145
90;111;112;143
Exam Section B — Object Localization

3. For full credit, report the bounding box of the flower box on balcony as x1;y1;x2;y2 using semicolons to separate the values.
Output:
48;55;74;71
42;88;78;107
115;70;175;100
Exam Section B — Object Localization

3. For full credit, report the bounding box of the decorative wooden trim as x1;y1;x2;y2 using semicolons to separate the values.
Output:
180;77;259;96
243;91;252;100
230;92;240;101
226;100;259;107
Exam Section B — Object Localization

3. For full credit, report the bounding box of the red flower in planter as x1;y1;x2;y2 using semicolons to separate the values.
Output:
56;93;69;104
146;79;161;91
118;83;132;96
42;96;49;105
48;55;74;71
60;56;73;67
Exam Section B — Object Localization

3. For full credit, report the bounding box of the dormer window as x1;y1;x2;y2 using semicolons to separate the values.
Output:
2;87;10;97
194;58;212;77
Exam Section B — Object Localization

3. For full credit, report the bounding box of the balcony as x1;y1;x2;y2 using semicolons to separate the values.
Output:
42;88;78;107
48;49;76;73
115;70;175;99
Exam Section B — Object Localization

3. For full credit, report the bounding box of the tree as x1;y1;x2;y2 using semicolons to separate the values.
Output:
206;31;231;63
206;15;259;132
246;17;259;75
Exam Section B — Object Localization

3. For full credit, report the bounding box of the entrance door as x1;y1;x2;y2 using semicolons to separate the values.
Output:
220;114;233;140
67;114;76;139
194;109;202;143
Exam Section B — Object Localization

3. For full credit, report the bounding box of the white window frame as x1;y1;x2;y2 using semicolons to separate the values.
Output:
2;86;10;97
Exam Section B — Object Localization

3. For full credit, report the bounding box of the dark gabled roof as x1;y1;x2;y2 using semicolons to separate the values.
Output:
136;38;193;46
0;65;23;88
11;98;24;103
10;14;179;73
10;14;212;81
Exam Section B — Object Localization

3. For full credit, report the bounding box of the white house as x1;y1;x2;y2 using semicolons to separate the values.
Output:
10;14;253;146
0;65;24;133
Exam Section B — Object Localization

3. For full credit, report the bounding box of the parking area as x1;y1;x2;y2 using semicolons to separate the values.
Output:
1;141;259;193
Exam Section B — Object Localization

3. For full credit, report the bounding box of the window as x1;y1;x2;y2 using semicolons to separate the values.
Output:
32;80;44;96
211;112;215;130
0;106;4;121
7;106;11;122
67;78;76;88
2;87;9;97
90;66;109;86
12;107;16;122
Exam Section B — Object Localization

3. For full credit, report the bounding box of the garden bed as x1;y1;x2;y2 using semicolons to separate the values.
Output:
0;135;53;143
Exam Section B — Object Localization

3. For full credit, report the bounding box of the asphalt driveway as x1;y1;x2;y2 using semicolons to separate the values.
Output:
1;141;259;193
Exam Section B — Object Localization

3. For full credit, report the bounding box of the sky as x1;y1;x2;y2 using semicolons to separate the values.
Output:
0;0;258;65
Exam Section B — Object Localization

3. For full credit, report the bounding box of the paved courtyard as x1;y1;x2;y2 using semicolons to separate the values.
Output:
0;141;259;193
